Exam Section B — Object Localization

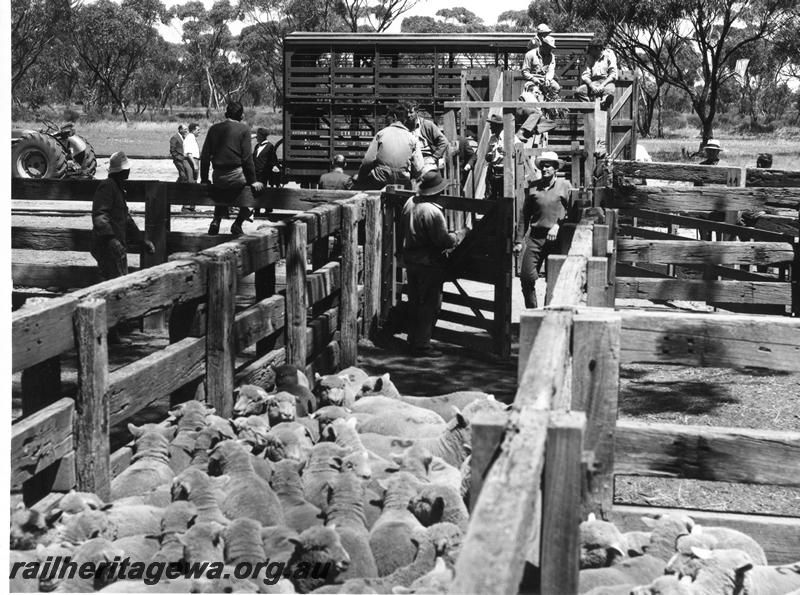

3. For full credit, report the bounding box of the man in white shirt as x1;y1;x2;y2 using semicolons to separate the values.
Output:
181;122;201;213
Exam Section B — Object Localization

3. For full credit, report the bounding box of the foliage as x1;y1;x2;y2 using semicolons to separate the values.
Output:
11;0;74;90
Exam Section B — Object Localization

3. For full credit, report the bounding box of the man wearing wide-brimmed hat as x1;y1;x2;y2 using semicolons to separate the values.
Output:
699;139;723;165
575;33;617;111
522;34;560;99
484;114;506;199
91;151;154;282
400;170;469;357
513;150;572;308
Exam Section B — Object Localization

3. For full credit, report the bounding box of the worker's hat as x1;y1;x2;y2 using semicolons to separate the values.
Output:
534;150;564;169
487;114;504;126
536;23;552;34
108;151;131;173
541;35;556;48
417;170;449;197
703;139;723;152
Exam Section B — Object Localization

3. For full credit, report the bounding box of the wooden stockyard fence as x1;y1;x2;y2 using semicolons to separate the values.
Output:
10;163;800;594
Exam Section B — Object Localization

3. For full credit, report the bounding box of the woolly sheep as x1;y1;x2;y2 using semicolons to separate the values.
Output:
171;467;229;526
579;514;628;568
178;522;225;566
410;484;468;532
234;384;271;417
272;459;324;533
10;503;61;549
288;525;352;593
267;392;300;426
275;364;316;416
578;555;666;594
315;374;358;408
392;557;454;594
111;534;160;565
667;524;768;572
52;537;125;592
110;424;176;501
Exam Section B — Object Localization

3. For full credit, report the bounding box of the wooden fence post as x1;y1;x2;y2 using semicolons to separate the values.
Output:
572;311;621;520
379;192;396;326
541;411;586;595
469;409;508;512
494;196;513;357
286;219;308;368
206;250;236;417
545;254;567;306
584;106;597;193
73;298;110;500
142;183;170;331
605;210;618;307
363;195;382;339
587;257;608;307
340;202;359;367
503;111;515;200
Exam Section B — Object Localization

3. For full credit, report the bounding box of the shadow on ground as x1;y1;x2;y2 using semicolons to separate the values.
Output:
619;379;736;416
357;337;519;404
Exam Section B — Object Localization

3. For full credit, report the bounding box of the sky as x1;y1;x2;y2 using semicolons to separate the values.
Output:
159;0;527;41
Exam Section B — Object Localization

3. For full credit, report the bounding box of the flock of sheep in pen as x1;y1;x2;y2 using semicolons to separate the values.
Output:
9;364;800;594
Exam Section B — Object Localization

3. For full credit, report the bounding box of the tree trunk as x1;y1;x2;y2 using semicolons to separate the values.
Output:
656;90;664;138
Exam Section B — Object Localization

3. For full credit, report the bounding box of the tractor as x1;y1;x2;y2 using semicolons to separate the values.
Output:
11;120;97;179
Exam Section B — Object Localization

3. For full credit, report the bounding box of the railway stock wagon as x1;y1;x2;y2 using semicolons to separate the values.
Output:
282;32;598;186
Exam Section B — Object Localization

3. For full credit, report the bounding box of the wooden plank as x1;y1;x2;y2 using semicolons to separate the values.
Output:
469;409;509;513
108;337;206;426
255;260;277;357
584;106;597;191
546;254;568;306
286;219;308;368
445;100;597;110
234;295;286;352
142;182;169;331
618;225;692;241
746;168;800;187
307;262;341;306
73;298;111;500
620;208;797;242
430;326;493;353
614;160;732;185
617;240;794;266
379;194;396;325
437;308;495;332
441;290;495;311
12;263;108;289
541;411;585;595
72;259;207;328
615;278;792;305
362;195;382;339
618;310;800;371
13;295;78;372
601;186;800;212
11;398;74;492
205;250;237;418
615;420;800;487
471;73;505;201
606;209;618;306
586;257;607;307
572;311;621;520
339;202;359;367
452;310;572;595
609;505;800;565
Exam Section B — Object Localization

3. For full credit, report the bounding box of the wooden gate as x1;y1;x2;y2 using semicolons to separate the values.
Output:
379;187;513;357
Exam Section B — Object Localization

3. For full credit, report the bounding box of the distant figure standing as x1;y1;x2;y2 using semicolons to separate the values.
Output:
401;170;469;357
695;139;725;240
485;114;506;199
319;154;353;190
181;123;201;213
253;127;280;187
756;153;773;168
356;103;426;190
169;124;190;182
575;34;617;111
200;101;264;237
91;151;154;281
457;131;478;189
513;151;571;309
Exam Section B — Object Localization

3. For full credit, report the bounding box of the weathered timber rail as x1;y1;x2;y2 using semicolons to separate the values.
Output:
12;181;380;504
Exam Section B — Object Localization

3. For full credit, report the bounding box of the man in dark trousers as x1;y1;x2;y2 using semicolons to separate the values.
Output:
169;124;190;182
401;170;469;357
91;151;155;280
200;101;264;236
408;104;450;171
513;150;571;308
319;154;353;190
253;127;280;186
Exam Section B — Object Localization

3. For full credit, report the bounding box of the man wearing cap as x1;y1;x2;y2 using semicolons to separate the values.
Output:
408;104;449;171
513;150;571;308
522;34;560;99
485;114;506;199
401;170;469;357
319;155;353;190
356;103;426;190
575;34;617;111
200;101;265;236
91;151;155;282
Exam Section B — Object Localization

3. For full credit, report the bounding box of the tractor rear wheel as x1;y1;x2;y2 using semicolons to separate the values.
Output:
72;135;97;177
11;132;68;179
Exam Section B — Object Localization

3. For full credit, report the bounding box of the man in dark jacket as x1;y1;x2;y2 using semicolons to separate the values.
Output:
91;151;155;281
169;124;190;182
401;170;469;357
253;127;280;186
409;104;450;171
319;154;353;190
200;101;264;236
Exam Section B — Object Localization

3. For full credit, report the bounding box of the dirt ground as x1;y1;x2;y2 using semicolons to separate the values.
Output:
12;158;800;516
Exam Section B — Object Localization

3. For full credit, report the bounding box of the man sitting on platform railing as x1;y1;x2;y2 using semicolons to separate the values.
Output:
575;34;617;111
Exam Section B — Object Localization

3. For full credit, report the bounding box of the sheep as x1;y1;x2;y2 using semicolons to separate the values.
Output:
205;414;237;440
323;417;381;478
579;514;628;568
52;537;125;592
633;548;755;595
233;415;272;452
287;525;351;593
303;442;351;510
355;413;447;439
630;575;694;595
275;364;316;416
667;524;768;571
149;500;198;568
267;392;300;426
271;421;316;462
171;467;230;526
223;518;266;565
168;402;214;474
10;503;61;549
359;413;471;468
56;490;106;514
391;557;454;594
369;472;426;576
55;504;163;543
178;521;225;566
312;406;351;437
111;484;172;508
207;440;285;526
188;426;225;471
10;549;42;592
360;373;492;422
321;469;378;580
272;459;324;533
410;484;468;532
578;555;666;594
640;513;696;561
111;534;160;565
314;374;357;408
337;365;370;393
351;396;446;425
624;531;652;557
234;384;272;417
110;424;176;501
